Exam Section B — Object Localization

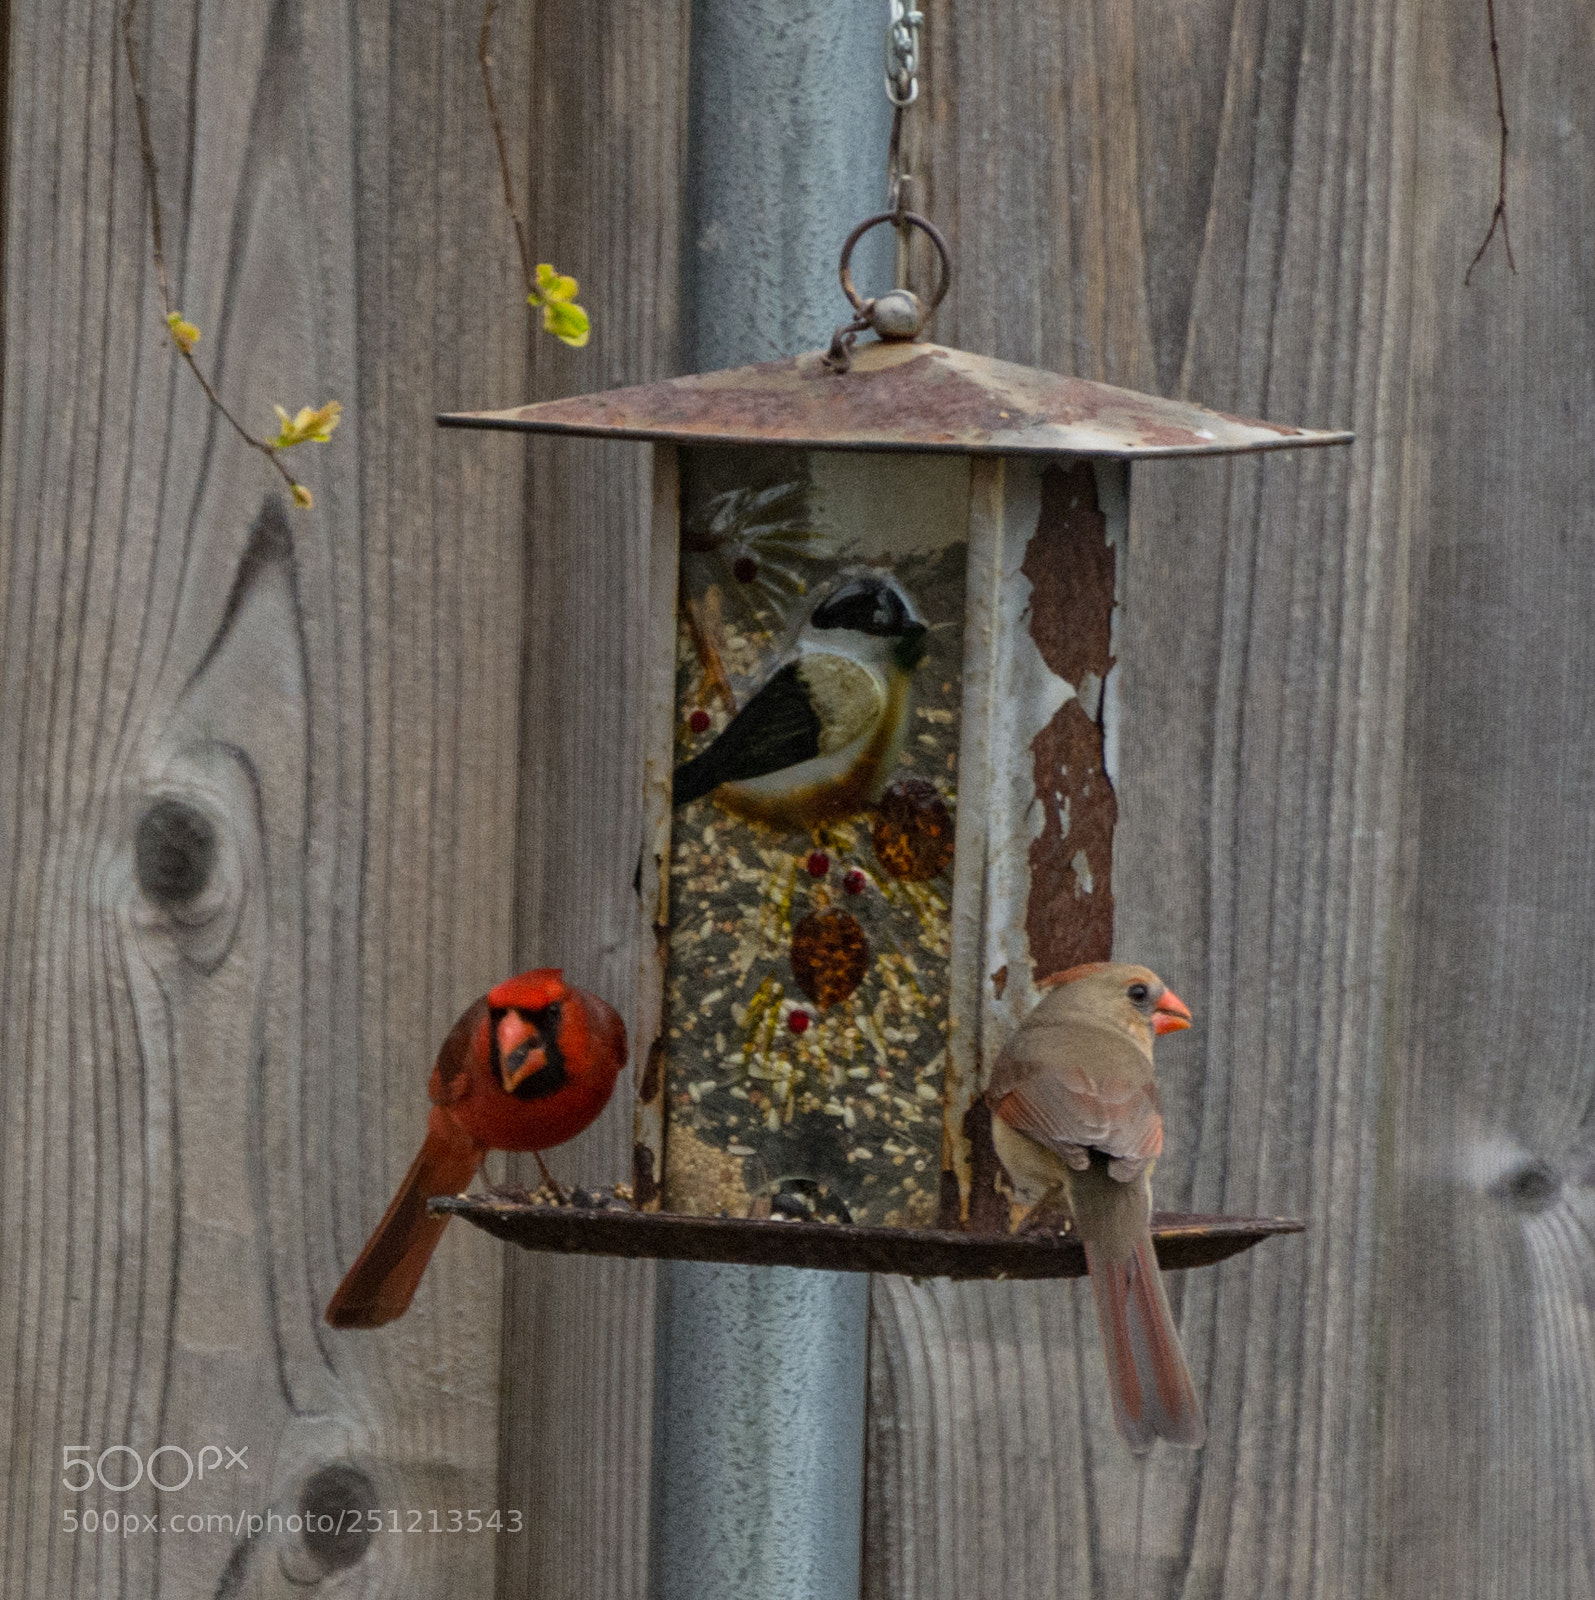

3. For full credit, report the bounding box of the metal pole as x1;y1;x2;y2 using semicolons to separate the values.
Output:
650;7;889;1599
650;1265;870;1600
682;0;893;372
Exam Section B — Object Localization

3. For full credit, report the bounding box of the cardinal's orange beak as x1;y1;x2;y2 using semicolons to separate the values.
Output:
497;1010;548;1093
1152;989;1193;1035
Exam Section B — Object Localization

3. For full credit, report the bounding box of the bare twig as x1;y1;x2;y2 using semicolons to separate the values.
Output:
119;0;330;504
479;1;591;346
479;0;537;301
1465;0;1516;284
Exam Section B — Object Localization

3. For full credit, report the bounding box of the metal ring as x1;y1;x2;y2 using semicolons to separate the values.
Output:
837;211;951;318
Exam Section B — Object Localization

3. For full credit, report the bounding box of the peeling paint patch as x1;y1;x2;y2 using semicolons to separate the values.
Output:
1022;463;1117;976
1070;849;1094;897
957;1099;1013;1234
1076;670;1102;721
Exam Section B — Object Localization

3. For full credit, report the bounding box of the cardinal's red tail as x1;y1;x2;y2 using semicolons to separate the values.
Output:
325;1110;484;1329
1084;1229;1206;1453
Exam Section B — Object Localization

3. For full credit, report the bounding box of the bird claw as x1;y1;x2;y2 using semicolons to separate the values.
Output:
1016;1193;1075;1239
533;1150;570;1204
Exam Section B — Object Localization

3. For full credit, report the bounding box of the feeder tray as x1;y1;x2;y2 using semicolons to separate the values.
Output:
434;1194;1305;1280
441;326;1345;1274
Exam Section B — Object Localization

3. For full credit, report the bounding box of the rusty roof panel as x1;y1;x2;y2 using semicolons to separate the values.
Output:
439;341;1353;458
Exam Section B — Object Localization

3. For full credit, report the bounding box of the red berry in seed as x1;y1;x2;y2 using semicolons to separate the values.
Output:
843;867;867;895
688;708;711;734
806;850;830;878
787;1010;811;1035
732;556;757;583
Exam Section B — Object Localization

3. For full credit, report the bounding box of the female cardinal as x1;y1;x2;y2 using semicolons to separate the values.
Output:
672;570;928;832
985;961;1205;1452
325;968;627;1329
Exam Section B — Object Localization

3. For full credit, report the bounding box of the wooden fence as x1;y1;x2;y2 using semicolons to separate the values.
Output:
1;3;1590;1596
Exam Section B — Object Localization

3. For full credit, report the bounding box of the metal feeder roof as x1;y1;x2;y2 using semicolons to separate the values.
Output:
438;339;1353;459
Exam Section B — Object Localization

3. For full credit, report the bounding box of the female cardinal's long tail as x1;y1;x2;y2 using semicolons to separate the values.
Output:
326;1109;484;1329
1084;1228;1205;1452
1071;1157;1205;1452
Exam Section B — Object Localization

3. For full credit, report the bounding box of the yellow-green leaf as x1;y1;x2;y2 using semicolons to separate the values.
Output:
290;482;314;509
165;311;201;354
541;298;591;348
534;262;580;303
269;400;343;449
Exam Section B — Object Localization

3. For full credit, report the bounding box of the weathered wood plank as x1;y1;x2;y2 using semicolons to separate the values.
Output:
5;6;1590;1599
494;4;687;1598
869;2;1417;1594
1384;1;1595;1594
0;3;529;1593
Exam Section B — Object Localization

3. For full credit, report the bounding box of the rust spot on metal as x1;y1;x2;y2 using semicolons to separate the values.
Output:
947;1098;1016;1233
439;342;1354;460
1130;421;1227;450
436;1192;1306;1279
1023;464;1117;976
632;1143;660;1210
1026;463;1115;683
639;1035;667;1103
1213;410;1306;436
1028;703;1116;969
990;964;1008;999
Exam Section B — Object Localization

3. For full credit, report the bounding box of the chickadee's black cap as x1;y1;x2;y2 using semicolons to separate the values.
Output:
811;575;923;639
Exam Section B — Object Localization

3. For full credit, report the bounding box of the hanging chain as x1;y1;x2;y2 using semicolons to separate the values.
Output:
824;2;943;372
884;2;924;288
885;1;923;109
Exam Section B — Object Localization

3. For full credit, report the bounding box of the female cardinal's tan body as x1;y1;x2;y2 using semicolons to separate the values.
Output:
986;961;1204;1452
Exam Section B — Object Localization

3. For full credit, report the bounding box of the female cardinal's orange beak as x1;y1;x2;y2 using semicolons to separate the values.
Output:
1152;989;1193;1035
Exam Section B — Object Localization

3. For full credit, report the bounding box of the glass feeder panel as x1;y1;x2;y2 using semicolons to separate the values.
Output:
665;446;971;1226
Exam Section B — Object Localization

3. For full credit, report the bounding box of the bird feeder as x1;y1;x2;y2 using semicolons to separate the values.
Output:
437;217;1344;1280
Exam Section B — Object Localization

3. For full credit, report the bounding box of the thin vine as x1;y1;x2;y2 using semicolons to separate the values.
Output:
1465;0;1516;285
119;0;340;508
479;0;591;347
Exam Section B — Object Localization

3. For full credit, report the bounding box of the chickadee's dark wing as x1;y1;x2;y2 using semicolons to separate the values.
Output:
673;662;823;805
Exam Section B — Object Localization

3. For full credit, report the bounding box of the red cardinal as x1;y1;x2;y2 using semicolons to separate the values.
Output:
326;969;627;1329
986;961;1204;1452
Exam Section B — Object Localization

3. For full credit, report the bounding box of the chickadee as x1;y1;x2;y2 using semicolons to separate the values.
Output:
673;571;929;833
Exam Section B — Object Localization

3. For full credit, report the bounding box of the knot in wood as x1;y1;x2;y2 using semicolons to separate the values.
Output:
297;1464;376;1572
1495;1158;1562;1214
134;798;217;907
